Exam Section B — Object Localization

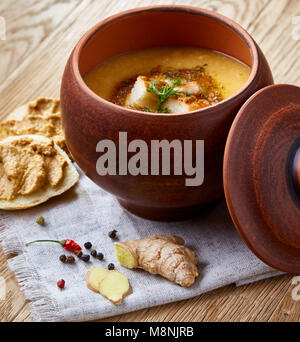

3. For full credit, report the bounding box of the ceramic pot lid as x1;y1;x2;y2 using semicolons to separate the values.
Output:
224;84;300;273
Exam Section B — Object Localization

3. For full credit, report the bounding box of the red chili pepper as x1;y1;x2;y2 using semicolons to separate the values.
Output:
62;239;82;252
25;239;82;252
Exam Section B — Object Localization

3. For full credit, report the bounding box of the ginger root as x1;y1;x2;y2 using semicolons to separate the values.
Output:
86;266;109;293
86;266;131;305
99;270;131;305
114;235;198;287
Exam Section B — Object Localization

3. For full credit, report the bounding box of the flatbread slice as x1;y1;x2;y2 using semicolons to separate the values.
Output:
0;135;79;210
0;98;70;158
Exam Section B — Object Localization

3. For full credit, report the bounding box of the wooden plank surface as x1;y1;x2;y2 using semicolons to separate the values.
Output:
0;0;300;322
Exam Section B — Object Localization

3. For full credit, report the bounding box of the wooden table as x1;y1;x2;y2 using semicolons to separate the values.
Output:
0;0;300;322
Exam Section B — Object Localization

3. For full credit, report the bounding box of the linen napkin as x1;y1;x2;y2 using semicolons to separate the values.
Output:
0;169;282;322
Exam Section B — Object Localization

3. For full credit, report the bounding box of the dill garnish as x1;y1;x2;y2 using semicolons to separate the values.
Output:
147;79;181;113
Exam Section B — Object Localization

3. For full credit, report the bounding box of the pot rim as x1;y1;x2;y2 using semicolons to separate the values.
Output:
71;5;259;118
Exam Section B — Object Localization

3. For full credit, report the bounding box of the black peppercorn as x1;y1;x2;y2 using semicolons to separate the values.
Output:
59;254;66;263
108;263;115;270
66;255;75;264
91;250;97;257
97;252;104;261
81;254;90;262
108;230;117;239
84;242;92;249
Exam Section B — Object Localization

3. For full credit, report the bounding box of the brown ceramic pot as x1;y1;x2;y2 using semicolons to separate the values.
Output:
61;6;273;220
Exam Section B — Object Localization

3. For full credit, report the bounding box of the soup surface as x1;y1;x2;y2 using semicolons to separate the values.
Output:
84;47;250;113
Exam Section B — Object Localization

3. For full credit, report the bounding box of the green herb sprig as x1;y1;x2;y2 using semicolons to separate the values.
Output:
147;79;181;113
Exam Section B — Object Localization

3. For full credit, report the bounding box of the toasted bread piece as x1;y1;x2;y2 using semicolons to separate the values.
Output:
0;135;79;210
173;81;200;95
125;76;157;109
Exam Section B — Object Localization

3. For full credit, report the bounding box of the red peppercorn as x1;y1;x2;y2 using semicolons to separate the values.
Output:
57;279;65;289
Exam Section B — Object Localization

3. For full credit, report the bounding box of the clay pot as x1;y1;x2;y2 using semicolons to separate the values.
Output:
61;6;273;221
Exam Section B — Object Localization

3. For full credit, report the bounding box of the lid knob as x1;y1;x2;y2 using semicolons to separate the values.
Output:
293;147;300;194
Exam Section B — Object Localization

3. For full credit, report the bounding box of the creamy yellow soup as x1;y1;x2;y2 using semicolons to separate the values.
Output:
84;47;250;113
